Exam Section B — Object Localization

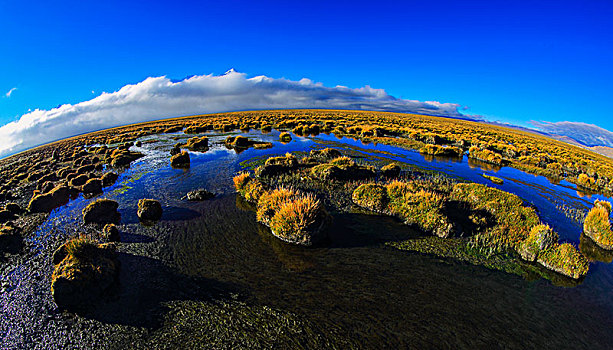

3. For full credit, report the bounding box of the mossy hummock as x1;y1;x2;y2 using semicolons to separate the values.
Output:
82;199;121;225
137;199;163;221
171;151;190;168
51;237;119;311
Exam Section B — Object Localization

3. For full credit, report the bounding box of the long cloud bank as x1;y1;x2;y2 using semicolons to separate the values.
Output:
0;70;472;158
531;121;613;148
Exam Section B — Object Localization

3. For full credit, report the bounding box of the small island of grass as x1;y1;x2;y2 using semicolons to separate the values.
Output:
236;150;589;281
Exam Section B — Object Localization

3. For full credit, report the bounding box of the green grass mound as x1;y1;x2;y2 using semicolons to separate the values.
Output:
518;224;558;262
309;156;375;181
391;189;453;238
419;144;463;157
352;183;389;213
451;182;540;250
537;243;589;279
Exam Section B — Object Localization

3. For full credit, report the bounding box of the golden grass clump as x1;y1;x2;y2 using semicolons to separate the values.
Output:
577;173;598;191
233;172;252;192
184;136;209;151
264;153;298;167
233;172;265;203
468;146;503;165
243;181;265;203
61;235;100;261
269;194;327;245
170;151;190;168
595;199;612;213
309;164;341;181
82;198;121;225
329;156;355;168
257;187;299;225
583;200;613;250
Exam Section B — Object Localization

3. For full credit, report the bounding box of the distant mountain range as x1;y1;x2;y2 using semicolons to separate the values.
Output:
519;121;613;158
478;120;613;158
531;121;613;147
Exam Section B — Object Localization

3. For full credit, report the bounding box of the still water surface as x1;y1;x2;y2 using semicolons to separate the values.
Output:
15;130;613;348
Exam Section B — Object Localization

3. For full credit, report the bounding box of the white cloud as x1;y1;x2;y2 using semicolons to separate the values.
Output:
4;87;17;98
0;70;475;158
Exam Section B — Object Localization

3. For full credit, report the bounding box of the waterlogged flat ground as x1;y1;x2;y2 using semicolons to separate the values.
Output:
2;129;613;349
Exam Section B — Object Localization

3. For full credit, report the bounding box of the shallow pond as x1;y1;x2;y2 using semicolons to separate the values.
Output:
3;129;613;348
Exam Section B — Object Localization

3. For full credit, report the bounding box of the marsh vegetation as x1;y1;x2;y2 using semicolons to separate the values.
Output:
1;109;613;348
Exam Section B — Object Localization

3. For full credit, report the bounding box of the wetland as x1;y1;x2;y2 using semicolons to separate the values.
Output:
1;110;613;349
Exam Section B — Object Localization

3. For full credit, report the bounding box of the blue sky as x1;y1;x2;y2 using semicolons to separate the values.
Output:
0;1;612;143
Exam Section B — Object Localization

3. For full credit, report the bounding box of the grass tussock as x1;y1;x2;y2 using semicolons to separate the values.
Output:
184;136;209;151
381;163;401;178
233;173;265;203
419;144;463;157
351;179;453;238
469;146;503;165
256;187;300;226
482;173;504;185
233;174;328;245
583;200;613;250
391;188;452;238
233;172;252;192
264;153;298;167
269;194;327;245
51;236;118;310
577;173;598;191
